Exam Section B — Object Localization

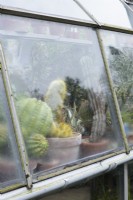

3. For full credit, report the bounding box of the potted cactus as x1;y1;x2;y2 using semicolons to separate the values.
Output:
15;79;82;168
44;79;82;165
16;96;54;159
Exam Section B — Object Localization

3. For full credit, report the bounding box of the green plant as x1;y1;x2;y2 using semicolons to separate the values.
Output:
45;79;67;123
121;109;133;124
16;96;54;157
110;49;133;109
50;122;73;138
27;133;49;157
91;175;118;200
45;79;75;138
16;97;54;138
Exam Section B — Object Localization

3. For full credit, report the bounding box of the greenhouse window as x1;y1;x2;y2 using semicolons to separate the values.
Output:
76;0;132;29
101;30;133;149
0;0;94;23
0;14;125;180
0;69;25;191
1;1;133;199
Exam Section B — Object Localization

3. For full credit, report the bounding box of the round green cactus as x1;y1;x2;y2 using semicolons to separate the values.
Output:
16;97;53;138
27;134;49;157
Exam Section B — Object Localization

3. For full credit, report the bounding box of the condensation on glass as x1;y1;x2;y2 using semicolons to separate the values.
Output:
101;30;133;146
0;0;93;22
77;0;132;29
0;14;124;175
0;71;25;188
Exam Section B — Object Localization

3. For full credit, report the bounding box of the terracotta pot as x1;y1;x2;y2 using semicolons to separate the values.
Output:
80;139;110;157
45;133;82;165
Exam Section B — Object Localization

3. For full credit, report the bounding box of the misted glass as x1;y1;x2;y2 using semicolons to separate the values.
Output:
101;30;133;146
0;14;124;175
0;71;24;188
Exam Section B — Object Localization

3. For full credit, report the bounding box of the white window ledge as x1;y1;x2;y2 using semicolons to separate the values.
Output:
1;150;133;200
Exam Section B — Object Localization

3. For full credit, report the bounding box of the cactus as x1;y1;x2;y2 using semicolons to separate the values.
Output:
27;134;49;157
51;122;73;138
45;79;76;138
45;79;67;122
16;97;54;138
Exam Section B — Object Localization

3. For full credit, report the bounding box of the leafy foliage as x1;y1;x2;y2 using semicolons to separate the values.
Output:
110;49;133;108
110;48;133;125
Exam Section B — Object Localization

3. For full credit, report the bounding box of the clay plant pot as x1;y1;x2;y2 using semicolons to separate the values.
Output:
45;133;82;165
80;139;110;157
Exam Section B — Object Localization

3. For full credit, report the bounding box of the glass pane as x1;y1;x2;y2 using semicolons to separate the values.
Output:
0;14;124;175
0;71;25;188
40;166;124;200
78;0;132;29
0;0;93;22
101;30;133;146
125;4;133;29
